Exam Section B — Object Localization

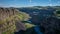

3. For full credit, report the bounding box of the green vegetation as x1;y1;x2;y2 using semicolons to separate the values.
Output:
25;23;35;29
0;15;15;24
24;27;37;34
54;9;60;19
15;11;36;34
16;12;31;21
56;10;60;14
0;8;31;34
20;21;37;34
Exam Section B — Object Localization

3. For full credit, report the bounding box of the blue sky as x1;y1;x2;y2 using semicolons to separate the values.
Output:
0;0;60;7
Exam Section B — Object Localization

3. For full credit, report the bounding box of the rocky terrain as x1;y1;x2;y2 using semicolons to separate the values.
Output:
0;7;30;34
16;6;60;34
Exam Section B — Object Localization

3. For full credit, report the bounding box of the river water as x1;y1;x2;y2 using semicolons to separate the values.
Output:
34;25;43;34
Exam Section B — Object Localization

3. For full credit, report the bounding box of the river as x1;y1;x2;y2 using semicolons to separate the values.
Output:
15;8;56;34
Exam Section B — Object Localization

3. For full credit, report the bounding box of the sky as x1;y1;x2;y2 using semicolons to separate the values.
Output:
0;0;60;7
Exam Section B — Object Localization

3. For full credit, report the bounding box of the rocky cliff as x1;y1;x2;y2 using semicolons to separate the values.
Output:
0;7;30;34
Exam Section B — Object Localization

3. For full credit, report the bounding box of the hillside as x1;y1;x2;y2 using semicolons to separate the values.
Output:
0;7;30;34
16;6;60;34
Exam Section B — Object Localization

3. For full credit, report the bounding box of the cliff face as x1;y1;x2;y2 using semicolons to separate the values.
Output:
0;8;26;34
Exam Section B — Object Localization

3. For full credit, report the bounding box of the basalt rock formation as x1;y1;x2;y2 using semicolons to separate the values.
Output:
0;8;29;34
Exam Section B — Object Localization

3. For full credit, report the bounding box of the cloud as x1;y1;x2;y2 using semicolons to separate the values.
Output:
0;4;5;7
8;4;20;7
0;4;13;7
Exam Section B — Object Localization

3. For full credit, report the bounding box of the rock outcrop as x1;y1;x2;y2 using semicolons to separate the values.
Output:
0;8;26;34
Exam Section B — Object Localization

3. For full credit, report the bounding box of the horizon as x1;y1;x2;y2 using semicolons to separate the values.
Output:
0;5;60;8
0;0;60;7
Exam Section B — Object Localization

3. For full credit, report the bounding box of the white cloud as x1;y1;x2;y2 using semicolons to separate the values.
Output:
49;3;52;6
0;4;5;7
0;4;16;7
